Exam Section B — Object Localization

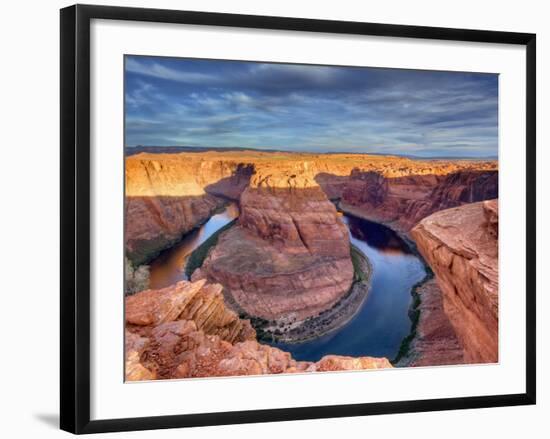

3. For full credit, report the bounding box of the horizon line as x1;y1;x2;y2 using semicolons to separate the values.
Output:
124;145;498;160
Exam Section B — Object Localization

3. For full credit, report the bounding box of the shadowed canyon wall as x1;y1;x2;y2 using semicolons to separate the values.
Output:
125;153;253;264
334;169;498;233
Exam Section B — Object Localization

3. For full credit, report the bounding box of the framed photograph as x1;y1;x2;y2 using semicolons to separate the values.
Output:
60;4;536;434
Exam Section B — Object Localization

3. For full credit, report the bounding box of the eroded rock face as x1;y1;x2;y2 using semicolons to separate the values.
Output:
194;163;354;321
194;226;355;320
125;195;225;265
411;200;499;364
341;171;389;208
126;279;255;344
125;331;156;381
126;279;206;326
308;355;392;371
340;170;498;233
125;154;253;264
397;278;465;367
126;151;497;263
125;280;392;380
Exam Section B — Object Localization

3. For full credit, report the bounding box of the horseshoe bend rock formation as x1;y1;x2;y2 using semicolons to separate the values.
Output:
125;280;392;380
411;200;499;364
339;169;498;234
193;162;355;321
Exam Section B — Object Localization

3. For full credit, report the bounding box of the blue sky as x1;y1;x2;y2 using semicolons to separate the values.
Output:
125;56;498;158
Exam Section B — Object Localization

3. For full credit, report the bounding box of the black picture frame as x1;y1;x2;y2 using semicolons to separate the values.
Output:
60;4;536;434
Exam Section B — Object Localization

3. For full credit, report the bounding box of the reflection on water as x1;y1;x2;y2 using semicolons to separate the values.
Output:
271;214;426;362
149;203;239;289
346;215;412;255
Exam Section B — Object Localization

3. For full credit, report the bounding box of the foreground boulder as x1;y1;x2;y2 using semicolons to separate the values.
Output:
125;280;392;381
126;279;256;344
126;279;206;326
411;200;498;364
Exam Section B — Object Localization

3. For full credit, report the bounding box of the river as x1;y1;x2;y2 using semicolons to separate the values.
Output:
271;214;426;362
149;204;426;362
148;203;240;289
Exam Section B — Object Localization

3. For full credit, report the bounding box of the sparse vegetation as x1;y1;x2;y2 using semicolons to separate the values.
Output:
125;257;150;295
351;244;371;282
392;271;434;364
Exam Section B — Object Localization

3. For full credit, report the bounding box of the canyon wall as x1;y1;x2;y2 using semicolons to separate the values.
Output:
397;278;465;367
125;151;497;264
338;169;498;234
125;153;252;264
411;200;499;364
125;280;392;381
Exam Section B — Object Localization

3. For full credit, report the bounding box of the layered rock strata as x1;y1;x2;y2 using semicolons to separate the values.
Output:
125;153;253;264
193;163;354;321
126;279;256;343
339;170;498;234
411;200;499;364
125;280;392;380
125;151;497;263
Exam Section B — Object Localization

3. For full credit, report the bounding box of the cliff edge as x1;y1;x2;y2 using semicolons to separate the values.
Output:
411;200;498;364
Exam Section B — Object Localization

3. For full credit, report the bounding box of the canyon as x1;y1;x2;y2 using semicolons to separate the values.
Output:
125;151;496;264
125;149;499;377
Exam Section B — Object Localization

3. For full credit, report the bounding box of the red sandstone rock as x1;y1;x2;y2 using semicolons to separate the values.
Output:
125;280;255;343
341;170;389;208
125;151;497;263
125;194;225;265
125;154;253;264
178;283;257;343
411;200;499;364
397;278;465;367
125;279;206;326
307;355;392;372
194;163;354;321
125;280;393;381
125;331;156;381
340;170;498;233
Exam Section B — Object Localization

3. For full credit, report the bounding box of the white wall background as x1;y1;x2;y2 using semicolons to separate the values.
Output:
0;0;546;437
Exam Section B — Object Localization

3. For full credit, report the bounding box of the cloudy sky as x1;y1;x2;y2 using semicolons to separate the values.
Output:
125;56;498;158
